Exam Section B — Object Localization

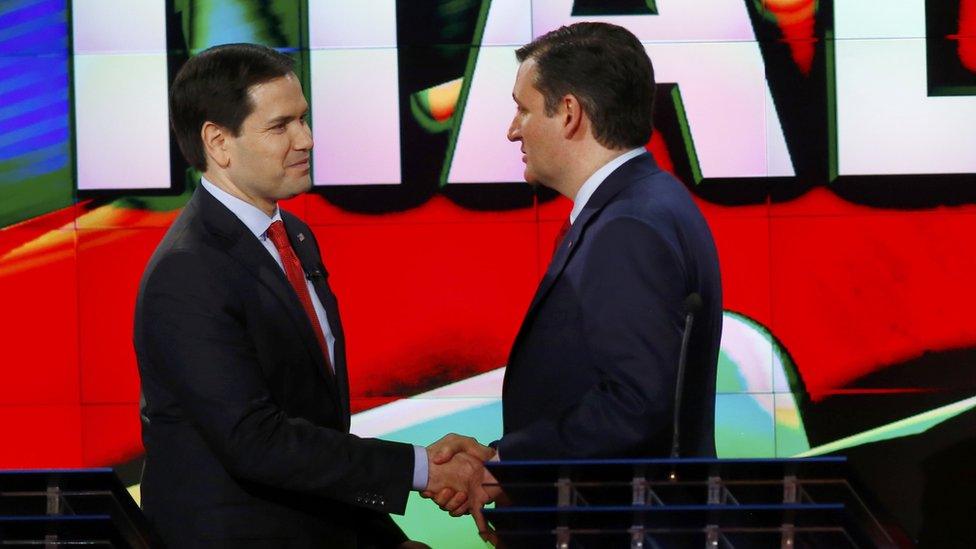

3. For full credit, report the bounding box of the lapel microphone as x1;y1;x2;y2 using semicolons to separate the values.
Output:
670;292;703;479
284;225;323;281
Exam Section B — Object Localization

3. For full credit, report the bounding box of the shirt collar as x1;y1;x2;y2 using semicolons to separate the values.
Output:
200;176;282;240
569;147;646;224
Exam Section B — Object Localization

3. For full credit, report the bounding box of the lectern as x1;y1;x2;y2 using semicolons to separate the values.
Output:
0;468;155;547
483;457;901;548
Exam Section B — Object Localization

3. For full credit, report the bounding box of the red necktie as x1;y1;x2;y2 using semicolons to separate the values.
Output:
267;220;333;375
552;218;572;258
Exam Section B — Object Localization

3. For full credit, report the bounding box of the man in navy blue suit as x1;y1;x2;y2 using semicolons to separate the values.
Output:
498;21;723;462
432;22;723;542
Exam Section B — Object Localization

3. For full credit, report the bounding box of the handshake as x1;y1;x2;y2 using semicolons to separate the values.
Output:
421;434;507;543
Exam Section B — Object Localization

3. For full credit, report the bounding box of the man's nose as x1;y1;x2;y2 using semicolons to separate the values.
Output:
294;123;313;150
507;120;520;142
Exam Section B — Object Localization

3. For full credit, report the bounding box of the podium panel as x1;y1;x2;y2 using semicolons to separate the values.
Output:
483;457;902;548
0;469;155;547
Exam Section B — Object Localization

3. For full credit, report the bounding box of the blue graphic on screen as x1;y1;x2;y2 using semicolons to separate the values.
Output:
0;0;71;227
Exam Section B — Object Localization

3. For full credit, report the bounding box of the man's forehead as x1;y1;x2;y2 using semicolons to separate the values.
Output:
513;60;539;99
247;73;298;99
246;75;307;115
515;58;536;82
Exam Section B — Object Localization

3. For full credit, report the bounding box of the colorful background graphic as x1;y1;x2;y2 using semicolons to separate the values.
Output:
1;1;975;546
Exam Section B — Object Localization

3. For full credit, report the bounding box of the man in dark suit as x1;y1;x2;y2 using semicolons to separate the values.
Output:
134;43;488;548
431;23;723;542
497;22;722;462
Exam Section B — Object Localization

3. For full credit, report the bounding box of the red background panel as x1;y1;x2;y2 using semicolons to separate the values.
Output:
0;405;82;468
306;191;537;226
706;213;773;329
314;218;540;399
769;207;976;399
0;228;79;405
81;404;142;466
77;228;168;404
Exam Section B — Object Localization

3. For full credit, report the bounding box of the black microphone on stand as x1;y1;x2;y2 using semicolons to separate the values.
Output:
669;293;702;480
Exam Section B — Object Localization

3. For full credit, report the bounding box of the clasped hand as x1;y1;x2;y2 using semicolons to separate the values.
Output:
421;434;505;544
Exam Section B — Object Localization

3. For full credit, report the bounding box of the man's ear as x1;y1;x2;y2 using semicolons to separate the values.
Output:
561;94;583;140
201;121;231;168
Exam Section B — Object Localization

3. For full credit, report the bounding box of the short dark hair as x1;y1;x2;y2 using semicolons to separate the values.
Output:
169;43;295;171
516;22;655;150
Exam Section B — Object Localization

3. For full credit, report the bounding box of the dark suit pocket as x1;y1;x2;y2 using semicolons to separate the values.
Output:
196;503;299;541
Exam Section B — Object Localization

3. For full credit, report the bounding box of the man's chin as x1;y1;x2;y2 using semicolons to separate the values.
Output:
277;179;312;202
292;176;313;195
523;171;555;192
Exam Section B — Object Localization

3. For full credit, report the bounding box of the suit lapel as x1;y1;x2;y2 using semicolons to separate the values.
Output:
507;153;659;364
319;286;350;431
283;216;351;431
197;190;342;403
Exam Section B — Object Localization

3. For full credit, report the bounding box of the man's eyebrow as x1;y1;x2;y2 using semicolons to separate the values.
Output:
266;111;307;126
512;92;520;104
266;115;291;126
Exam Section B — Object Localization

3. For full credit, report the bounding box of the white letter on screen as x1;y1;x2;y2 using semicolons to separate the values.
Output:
72;0;170;190
309;2;401;185
835;0;976;175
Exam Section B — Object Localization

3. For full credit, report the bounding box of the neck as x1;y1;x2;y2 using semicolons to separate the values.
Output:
203;170;276;216
557;145;632;202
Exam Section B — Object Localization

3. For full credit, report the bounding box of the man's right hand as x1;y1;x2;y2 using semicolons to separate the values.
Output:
420;434;494;510
423;450;488;514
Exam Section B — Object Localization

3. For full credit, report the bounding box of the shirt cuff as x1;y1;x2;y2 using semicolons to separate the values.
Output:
411;445;429;491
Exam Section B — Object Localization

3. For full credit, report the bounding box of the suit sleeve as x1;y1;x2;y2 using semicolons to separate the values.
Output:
498;215;687;458
139;250;414;514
